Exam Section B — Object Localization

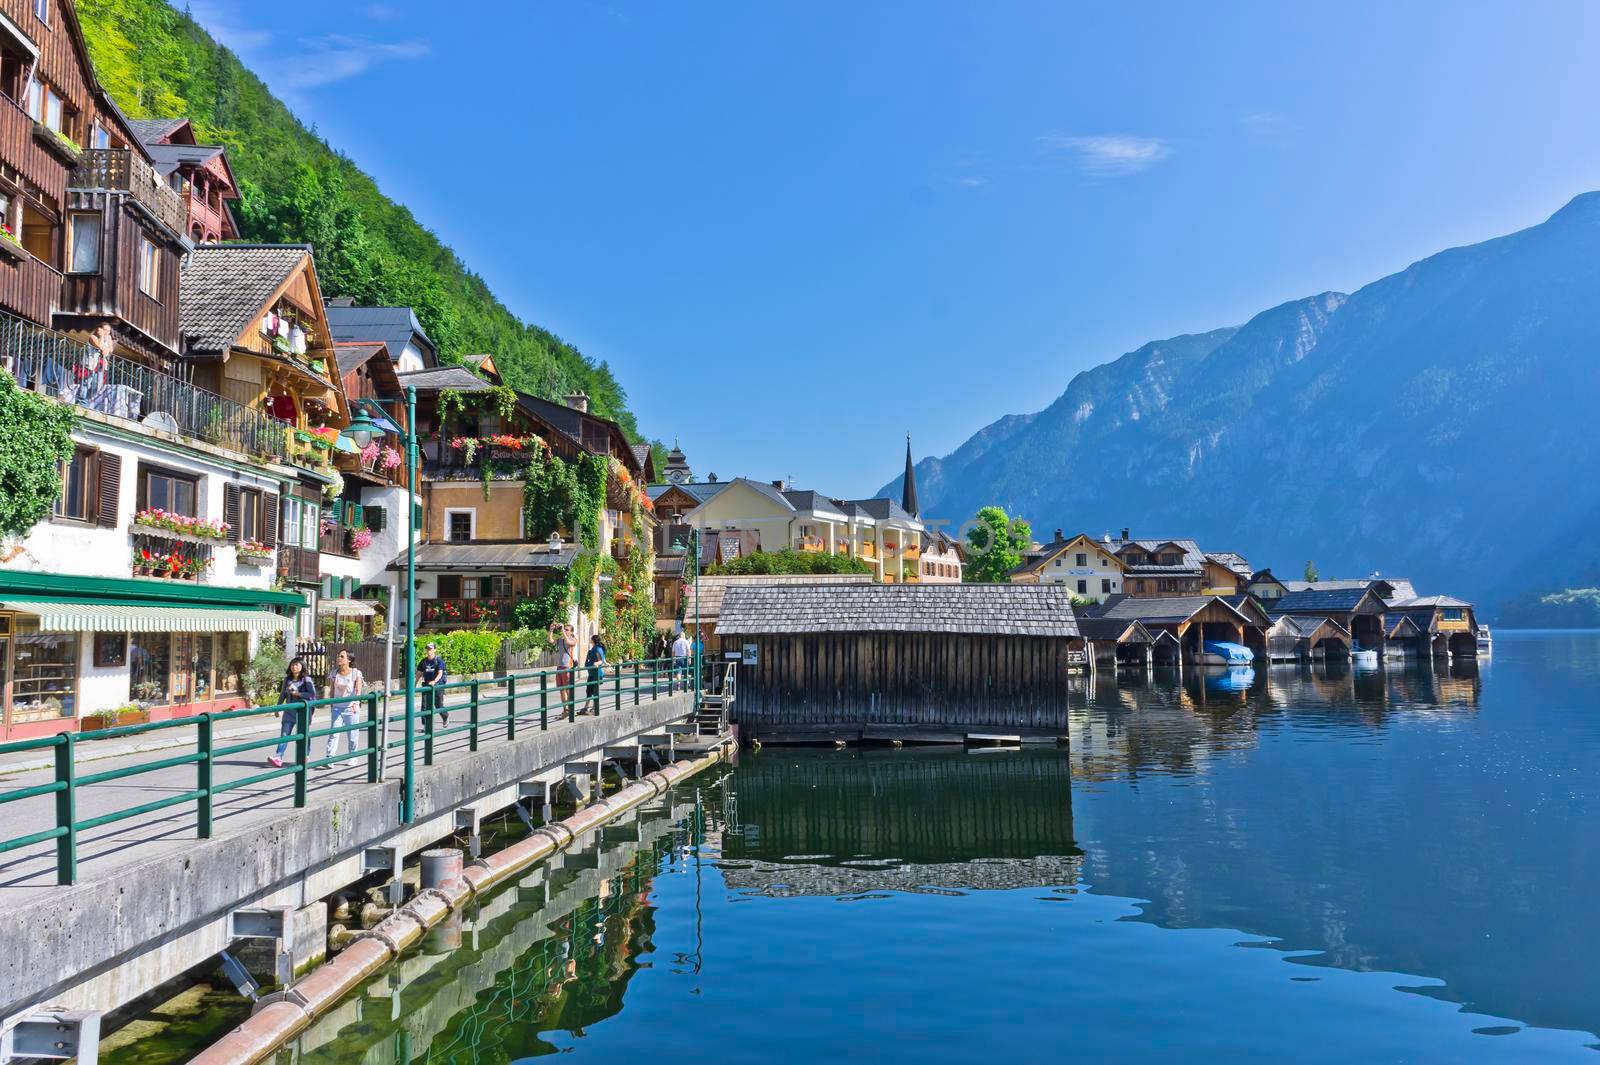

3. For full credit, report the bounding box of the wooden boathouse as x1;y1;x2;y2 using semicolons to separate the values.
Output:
1079;617;1157;671
1083;594;1264;665
1266;615;1352;661
1267;587;1389;655
714;582;1084;743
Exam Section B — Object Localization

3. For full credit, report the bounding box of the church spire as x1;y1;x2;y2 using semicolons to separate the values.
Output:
901;433;919;518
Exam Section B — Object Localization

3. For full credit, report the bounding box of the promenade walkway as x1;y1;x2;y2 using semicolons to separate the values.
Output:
0;661;706;1025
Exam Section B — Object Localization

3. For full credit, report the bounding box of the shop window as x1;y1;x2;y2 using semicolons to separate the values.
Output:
12;619;78;721
67;212;100;273
216;633;248;695
172;633;214;702
139;465;198;517
129;632;170;704
54;446;96;522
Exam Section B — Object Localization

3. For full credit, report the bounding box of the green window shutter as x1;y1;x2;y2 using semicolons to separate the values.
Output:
348;578;361;599
413;501;422;528
367;505;387;532
350;503;365;530
329;499;344;522
323;575;337;598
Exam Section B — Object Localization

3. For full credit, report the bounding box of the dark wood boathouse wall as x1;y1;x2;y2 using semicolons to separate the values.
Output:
731;631;1078;739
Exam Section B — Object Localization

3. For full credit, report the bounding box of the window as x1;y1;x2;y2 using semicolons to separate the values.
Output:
488;576;513;598
460;576;479;599
216;633;248;695
1077;579;1087;594
1442;608;1464;622
446;509;474;543
1102;579;1113;594
171;633;213;702
129;633;170;703
20;200;55;264
138;235;159;298
437;575;462;599
1053;558;1061;567
281;495;317;549
33;0;48;25
67;212;100;273
1076;553;1087;566
140;465;198;516
89;121;109;150
54;447;96;522
236;488;263;543
1160;553;1180;566
12;620;77;720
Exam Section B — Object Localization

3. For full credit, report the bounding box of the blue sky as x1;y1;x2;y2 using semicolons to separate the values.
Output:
192;1;1600;497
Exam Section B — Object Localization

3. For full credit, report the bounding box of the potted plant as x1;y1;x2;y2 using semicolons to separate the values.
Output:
238;539;273;563
0;222;25;260
81;709;118;732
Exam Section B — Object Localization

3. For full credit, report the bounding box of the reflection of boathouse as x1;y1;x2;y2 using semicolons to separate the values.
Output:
718;750;1082;895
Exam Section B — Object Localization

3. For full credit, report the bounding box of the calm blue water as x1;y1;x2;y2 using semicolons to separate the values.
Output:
133;630;1600;1062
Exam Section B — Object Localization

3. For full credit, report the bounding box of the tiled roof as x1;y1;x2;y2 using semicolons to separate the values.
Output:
1269;588;1382;615
385;542;578;571
1206;552;1253;578
715;582;1079;637
782;489;848;518
841;497;920;525
1390;594;1472;609
1102;537;1204;575
145;142;224;179
181;245;309;355
711;477;795;512
325;304;436;362
396;365;493;392
1092;594;1247;626
688;573;873;622
335;341;387;376
647;481;726;504
127;117;188;143
1272;615;1350;639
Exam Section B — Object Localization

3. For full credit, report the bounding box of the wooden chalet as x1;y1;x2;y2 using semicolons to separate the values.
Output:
1087;594;1263;665
714;582;1085;743
1101;533;1206;596
1267;587;1389;655
1078;616;1155;671
0;0;188;358
1387;596;1478;659
1246;569;1288;602
1203;552;1252;595
1266;615;1352;662
125;117;239;243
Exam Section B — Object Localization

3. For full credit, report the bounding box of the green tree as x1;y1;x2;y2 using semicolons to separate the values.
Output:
1304;560;1319;582
0;373;75;538
963;506;1032;583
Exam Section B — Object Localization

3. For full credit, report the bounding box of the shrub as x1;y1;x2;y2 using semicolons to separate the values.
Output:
246;635;289;707
0;370;74;539
511;571;571;632
435;629;503;676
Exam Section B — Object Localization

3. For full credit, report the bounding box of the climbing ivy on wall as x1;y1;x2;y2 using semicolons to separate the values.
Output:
0;373;75;539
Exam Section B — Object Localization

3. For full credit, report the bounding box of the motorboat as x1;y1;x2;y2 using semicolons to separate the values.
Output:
1476;625;1493;654
1350;646;1379;669
1200;641;1255;666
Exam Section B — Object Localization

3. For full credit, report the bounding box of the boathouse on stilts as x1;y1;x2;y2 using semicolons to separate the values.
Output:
714;582;1084;744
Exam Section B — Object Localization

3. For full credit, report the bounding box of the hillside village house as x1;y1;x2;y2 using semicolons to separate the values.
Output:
389;365;652;644
919;528;964;584
127;116;240;244
1202;552;1252;595
1010;530;1125;601
326;299;437;374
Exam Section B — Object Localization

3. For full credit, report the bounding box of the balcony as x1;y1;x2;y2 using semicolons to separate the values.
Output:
0;312;288;461
276;545;320;584
0;96;66;202
421;598;511;626
796;535;826;553
70;149;187;236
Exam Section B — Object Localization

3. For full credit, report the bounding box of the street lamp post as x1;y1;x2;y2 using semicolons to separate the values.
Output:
343;402;418;820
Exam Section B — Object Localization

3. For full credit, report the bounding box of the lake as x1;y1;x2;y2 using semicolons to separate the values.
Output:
112;631;1600;1062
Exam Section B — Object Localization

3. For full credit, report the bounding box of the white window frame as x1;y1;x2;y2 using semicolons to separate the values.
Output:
67;211;100;273
444;508;475;543
138;234;158;298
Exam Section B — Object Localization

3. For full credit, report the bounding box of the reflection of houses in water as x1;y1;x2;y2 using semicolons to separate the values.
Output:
718;750;1081;895
288;799;693;1063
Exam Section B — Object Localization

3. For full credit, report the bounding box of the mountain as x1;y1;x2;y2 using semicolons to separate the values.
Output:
885;194;1600;620
76;0;650;446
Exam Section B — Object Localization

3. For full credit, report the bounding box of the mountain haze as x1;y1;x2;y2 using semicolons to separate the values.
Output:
886;194;1600;619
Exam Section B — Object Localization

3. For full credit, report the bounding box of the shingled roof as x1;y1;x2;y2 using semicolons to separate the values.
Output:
1103;537;1204;575
1092;594;1252;626
1205;552;1253;578
689;573;875;624
1269;588;1386;615
715;582;1079;637
395;365;493;392
1271;615;1350;639
181;245;311;356
127;117;188;143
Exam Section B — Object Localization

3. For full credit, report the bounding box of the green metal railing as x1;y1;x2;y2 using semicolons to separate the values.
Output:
0;655;697;886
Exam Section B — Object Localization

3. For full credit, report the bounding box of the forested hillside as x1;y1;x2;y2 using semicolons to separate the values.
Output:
77;0;649;445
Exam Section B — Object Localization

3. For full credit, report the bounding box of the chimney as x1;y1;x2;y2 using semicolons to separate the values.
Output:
771;479;786;491
708;472;719;483
325;296;355;307
564;390;590;413
1054;528;1064;542
1121;527;1130;540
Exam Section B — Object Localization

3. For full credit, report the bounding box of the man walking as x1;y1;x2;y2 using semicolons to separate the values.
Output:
417;640;448;726
671;630;691;694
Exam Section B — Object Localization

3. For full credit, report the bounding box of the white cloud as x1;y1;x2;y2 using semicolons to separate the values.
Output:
1037;134;1171;177
281;35;432;90
952;175;989;188
1240;112;1293;143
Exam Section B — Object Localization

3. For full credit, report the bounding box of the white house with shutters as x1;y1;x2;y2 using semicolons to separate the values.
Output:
0;406;305;739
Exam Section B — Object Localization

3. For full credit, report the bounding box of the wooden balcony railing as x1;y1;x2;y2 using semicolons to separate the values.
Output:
0;95;66;203
70;149;187;235
276;545;320;584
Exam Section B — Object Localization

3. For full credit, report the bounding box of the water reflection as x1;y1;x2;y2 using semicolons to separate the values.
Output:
717;749;1082;896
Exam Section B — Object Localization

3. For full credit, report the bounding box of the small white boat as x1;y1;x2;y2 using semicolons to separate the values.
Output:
1476;625;1492;654
1350;648;1379;669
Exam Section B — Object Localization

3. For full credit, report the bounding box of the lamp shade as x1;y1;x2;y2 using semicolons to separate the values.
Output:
344;410;382;448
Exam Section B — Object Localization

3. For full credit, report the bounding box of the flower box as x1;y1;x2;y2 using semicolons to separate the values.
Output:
133;508;230;541
238;540;273;564
34;122;81;163
0;226;24;262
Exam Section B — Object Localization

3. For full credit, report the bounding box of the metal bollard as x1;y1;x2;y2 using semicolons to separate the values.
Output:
420;848;463;890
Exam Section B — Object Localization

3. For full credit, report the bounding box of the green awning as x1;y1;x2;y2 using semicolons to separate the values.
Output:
0;599;294;634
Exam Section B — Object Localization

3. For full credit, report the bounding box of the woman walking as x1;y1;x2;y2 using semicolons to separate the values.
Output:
268;657;317;768
584;634;607;715
553;623;577;716
325;648;366;768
